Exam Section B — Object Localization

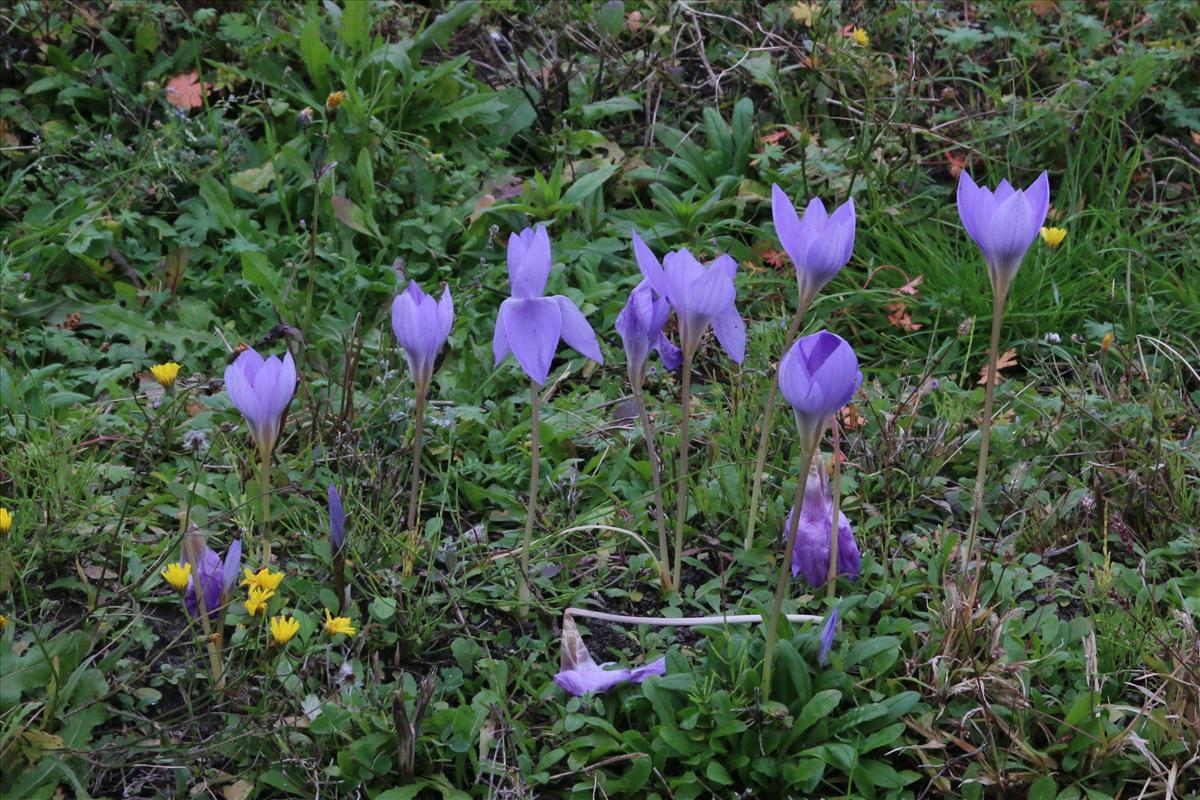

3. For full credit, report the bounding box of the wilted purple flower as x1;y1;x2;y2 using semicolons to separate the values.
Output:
555;656;667;696
181;532;242;619
779;331;862;443
391;281;453;392
554;614;666;696
818;607;838;665
957;171;1050;294
771;185;856;306
493;225;603;385
224;348;297;460
328;484;345;555
632;233;745;363
785;460;860;587
616;281;671;384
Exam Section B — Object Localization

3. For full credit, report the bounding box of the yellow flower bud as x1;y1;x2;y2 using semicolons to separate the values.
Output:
149;362;181;388
0;507;11;536
161;562;191;592
1040;226;1067;248
270;615;300;645
851;28;869;47
245;585;275;616
323;608;356;637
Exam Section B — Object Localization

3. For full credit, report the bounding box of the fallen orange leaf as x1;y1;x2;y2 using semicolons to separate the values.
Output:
978;348;1018;386
885;302;923;332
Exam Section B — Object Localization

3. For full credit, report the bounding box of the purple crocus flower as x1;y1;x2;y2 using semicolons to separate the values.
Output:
785;460;860;587
554;656;668;696
778;330;862;444
391;281;453;392
493;225;603;385
655;333;682;372
328;484;345;556
224;348;297;460
818;607;838;665
554;614;666;696
615;281;672;384
771;185;856;307
632;232;745;363
957;171;1050;294
181;533;242;619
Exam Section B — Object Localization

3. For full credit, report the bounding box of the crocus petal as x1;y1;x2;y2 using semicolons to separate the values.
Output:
551;295;602;364
710;307;746;365
772;183;805;262
224;355;263;429
655;333;682;371
220;538;242;602
508;225;552;298
632;232;669;298
497;296;562;385
492;305;512;366
436;284;455;345
957;171;988;247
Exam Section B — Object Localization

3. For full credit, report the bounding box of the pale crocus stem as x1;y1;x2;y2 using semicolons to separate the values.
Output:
745;296;811;550
762;438;818;702
519;380;542;617
826;420;842;598
961;287;1008;578
406;384;428;533
260;447;272;567
632;382;671;593
566;607;821;627
672;346;696;590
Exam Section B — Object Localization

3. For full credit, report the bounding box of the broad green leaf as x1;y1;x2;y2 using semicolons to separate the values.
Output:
795;689;841;735
581;96;640;124
561;164;619;207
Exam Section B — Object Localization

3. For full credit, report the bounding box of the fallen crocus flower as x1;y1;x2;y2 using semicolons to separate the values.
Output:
553;614;666;696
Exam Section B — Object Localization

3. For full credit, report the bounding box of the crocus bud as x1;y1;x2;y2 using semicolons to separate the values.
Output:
223;348;297;462
615;281;671;385
957;171;1049;296
785;459;860;588
771;186;856;308
778;330;862;445
391;281;453;393
328;484;346;556
818;607;839;665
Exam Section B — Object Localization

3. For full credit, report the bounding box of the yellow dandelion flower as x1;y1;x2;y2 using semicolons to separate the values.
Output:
1101;332;1114;351
161;562;191;592
326;91;345;110
851;28;869;47
0;507;10;535
149;362;181;388
270;615;300;645
323;608;355;637
241;567;284;593
0;614;8;631
1040;226;1067;248
245;586;275;617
